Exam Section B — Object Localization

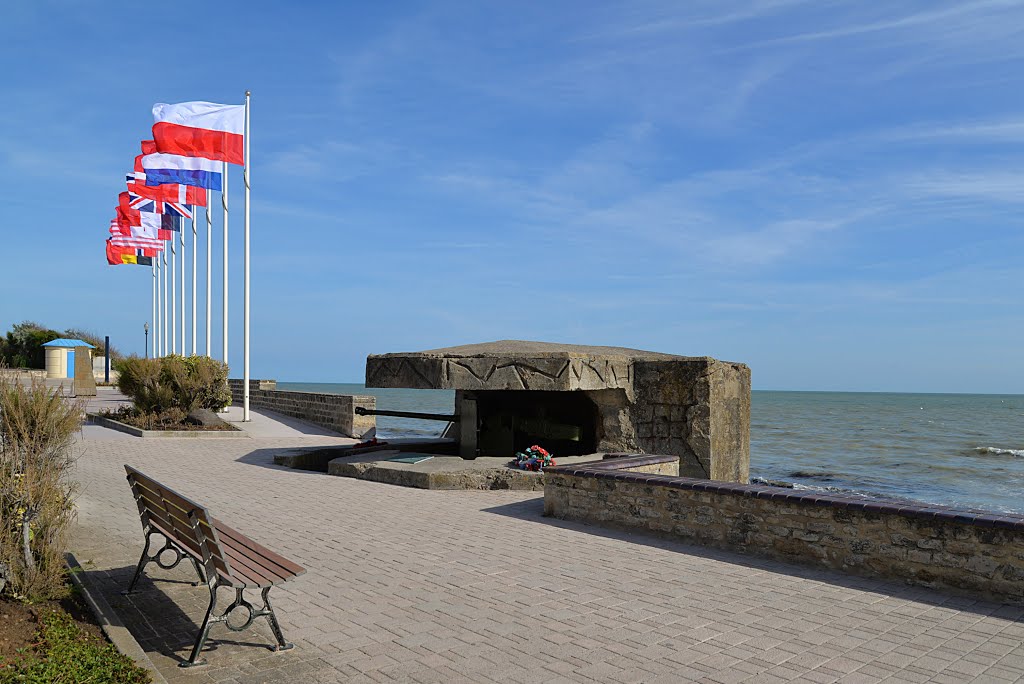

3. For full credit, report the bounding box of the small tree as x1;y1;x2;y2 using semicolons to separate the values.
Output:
0;372;82;601
0;322;61;369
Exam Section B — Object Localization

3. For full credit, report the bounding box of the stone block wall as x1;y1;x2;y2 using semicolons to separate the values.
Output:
228;379;375;438
545;456;1024;605
631;358;750;483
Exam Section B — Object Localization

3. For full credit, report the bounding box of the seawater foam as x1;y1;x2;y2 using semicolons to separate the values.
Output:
975;446;1024;457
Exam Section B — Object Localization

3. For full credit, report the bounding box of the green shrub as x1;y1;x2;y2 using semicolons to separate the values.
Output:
0;323;61;370
0;607;151;683
115;355;230;416
0;375;82;601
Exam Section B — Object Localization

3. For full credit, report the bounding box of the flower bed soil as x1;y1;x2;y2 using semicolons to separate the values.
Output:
0;591;102;664
95;409;239;432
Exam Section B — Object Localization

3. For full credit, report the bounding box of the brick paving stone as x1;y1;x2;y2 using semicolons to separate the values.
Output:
68;414;1024;684
977;666;1024;683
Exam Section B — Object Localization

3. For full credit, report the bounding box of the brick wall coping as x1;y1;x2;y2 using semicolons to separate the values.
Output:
545;455;1024;531
228;382;372;401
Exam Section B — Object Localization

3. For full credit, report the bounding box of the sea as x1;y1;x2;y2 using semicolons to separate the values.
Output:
279;383;1024;515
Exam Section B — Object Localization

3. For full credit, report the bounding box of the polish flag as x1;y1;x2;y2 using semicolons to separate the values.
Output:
152;101;244;165
142;152;223;191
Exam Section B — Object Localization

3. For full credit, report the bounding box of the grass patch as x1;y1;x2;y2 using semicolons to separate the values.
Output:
0;605;150;683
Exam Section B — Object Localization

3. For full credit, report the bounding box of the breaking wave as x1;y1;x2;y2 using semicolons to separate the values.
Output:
975;446;1024;458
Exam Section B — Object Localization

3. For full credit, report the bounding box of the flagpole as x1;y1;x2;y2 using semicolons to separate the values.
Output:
191;208;197;355
151;260;156;359
205;191;212;357
180;222;185;355
154;255;159;357
155;256;161;357
162;248;168;356
243;91;251;422
170;238;177;354
222;161;229;367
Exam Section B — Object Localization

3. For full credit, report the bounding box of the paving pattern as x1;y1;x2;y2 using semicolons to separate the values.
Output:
71;409;1024;683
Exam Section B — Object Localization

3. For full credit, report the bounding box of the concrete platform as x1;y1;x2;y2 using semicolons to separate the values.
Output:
324;452;602;490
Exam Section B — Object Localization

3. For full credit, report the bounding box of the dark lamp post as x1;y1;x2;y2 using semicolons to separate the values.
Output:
144;323;149;359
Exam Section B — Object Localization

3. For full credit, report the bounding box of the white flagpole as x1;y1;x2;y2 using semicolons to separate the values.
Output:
170;237;177;354
180;222;185;355
222;161;229;366
163;248;169;356
191;208;197;355
205;191;212;357
151;259;156;358
243;91;251;422
154;254;160;357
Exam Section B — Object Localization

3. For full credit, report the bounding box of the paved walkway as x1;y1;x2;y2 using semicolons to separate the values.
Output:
70;405;1024;683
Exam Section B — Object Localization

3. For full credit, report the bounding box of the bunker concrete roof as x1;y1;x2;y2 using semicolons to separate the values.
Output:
381;339;691;360
365;339;744;391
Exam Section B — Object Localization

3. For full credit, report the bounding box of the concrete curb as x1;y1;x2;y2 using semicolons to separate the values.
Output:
88;413;249;439
66;553;168;684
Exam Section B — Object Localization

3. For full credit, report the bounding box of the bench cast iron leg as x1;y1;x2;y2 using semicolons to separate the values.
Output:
181;582;219;668
261;587;294;652
123;532;154;595
189;557;207;586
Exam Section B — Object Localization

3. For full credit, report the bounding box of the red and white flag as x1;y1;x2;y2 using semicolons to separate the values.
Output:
152;101;244;165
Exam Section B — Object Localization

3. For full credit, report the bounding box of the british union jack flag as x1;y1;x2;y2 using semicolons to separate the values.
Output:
128;189;193;220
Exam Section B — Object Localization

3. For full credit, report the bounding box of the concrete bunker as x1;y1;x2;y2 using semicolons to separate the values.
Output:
365;340;752;483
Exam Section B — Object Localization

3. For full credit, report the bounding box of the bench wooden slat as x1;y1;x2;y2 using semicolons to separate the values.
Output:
132;476;212;529
130;487;232;577
214;522;304;587
148;518;232;577
218;541;301;587
219;546;279;587
126;467;234;578
214;520;305;578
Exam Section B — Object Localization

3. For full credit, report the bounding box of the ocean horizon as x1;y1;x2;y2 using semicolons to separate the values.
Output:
279;382;1024;515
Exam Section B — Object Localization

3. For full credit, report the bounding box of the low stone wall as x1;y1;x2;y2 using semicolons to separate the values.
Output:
545;456;1024;605
228;379;376;438
0;368;46;381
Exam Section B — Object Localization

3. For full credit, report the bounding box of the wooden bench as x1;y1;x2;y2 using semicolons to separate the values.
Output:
122;465;306;668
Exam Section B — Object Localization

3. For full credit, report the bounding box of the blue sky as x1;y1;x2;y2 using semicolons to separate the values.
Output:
1;1;1022;392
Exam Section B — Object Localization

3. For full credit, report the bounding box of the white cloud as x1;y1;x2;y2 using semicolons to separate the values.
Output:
900;171;1024;205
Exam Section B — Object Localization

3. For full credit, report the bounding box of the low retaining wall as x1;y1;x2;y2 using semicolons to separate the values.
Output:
88;414;248;439
544;455;1024;604
228;379;375;438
